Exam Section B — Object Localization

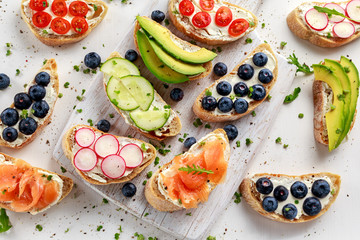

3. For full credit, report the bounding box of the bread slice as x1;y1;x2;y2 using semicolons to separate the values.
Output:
62;124;157;185
133;18;212;81
287;1;360;48
168;0;258;45
0;59;59;149
240;172;341;223
193;43;278;122
145;128;230;211
21;0;108;46
0;152;73;215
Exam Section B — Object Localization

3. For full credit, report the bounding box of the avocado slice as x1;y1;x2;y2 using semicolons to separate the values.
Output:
136;30;189;83
136;16;217;64
313;64;346;151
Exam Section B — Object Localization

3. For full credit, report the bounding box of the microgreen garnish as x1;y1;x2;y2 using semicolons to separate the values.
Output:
178;164;214;175
0;208;12;233
287;54;313;74
284;87;301;103
314;6;353;21
280;41;287;49
246;138;253;146
298;113;304;119
234;192;242;204
245;38;253;44
275;137;282;144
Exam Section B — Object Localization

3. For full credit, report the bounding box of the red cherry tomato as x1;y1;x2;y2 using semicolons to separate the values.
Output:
199;0;214;11
179;0;195;16
228;18;249;37
51;17;71;34
69;1;89;17
51;0;67;17
72;17;89;34
29;0;48;11
192;12;211;28
215;6;233;27
32;12;52;28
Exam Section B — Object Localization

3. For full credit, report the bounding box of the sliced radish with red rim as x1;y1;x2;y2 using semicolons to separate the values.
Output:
75;127;95;147
305;8;329;31
324;3;345;23
74;148;98;172
101;155;126;179
94;134;119;158
346;0;360;24
119;144;144;168
333;22;355;38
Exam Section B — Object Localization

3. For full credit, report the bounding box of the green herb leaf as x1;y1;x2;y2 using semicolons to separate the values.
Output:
207;236;216;240
314;6;352;21
64;82;70;88
284;87;301;103
287;54;313;74
236;141;240;148
205;89;212;96
154;157;160;166
245;38;253;44
147;171;153;178
0;208;12;233
58;93;63;98
234;192;242;204
280;41;287;49
103;198;109;204
36;224;43;231
298;113;304;119
97;225;103;231
186;212;192;216
261;23;265;28
61;166;67;173
178;164;214;175
275;137;282;144
246;138;253;146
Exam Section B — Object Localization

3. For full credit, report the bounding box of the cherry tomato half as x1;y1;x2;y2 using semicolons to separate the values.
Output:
51;17;71;34
192;12;211;28
69;1;89;17
32;12;52;28
29;0;48;11
199;0;214;11
51;0;67;17
215;6;232;27
179;0;195;16
228;18;249;37
72;16;89;34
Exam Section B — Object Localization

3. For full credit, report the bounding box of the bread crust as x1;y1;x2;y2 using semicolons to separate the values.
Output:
20;0;108;46
0;59;59;149
193;43;278;122
240;172;341;223
0;152;73;215
62;124;157;185
168;0;258;45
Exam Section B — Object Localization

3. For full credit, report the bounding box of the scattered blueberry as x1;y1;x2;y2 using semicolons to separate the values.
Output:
273;185;289;202
2;127;18;142
14;93;32;110
217;97;233;113
151;10;166;23
170;88;184;102
233;82;249;97
258;69;273;84
84;52;101;69
125;49;138;62
311;179;330;198
262;196;278;212
290;181;308;199
250;84;266;101
32;100;49;118
35;72;50;86
28;85;46;101
122;182;137;197
216;81;232;96
96;119;111;132
252;52;268;67
282;203;297;220
256;177;273;194
223;124;238;141
201;96;217;111
303;197;322;216
237;64;254;80
184;137;196;148
234;98;248;114
0;73;10;90
19;117;37;135
213;62;228;76
0;108;19;126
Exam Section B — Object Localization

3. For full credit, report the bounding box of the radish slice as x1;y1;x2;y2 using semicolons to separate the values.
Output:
305;8;329;31
75;128;95;147
333;22;355;38
119;144;144;168
74;148;98;172
101;155;126;179
94;134;119;158
324;3;345;23
346;0;360;23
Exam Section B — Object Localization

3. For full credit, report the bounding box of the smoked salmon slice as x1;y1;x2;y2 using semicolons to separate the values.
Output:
0;165;21;201
204;139;227;184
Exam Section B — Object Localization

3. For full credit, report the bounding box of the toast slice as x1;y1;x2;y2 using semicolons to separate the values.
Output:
21;0;108;46
145;129;230;211
240;172;341;223
0;152;73;215
0;59;59;149
193;43;278;122
168;0;258;45
62;124;157;185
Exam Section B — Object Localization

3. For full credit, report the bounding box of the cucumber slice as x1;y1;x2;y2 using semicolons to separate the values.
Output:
129;108;170;131
101;57;140;80
106;76;139;111
120;76;154;111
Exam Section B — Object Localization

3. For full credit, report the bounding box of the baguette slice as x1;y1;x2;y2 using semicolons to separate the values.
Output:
0;152;73;215
168;0;258;45
193;43;278;122
21;0;108;46
0;59;59;149
240;172;341;223
62;124;157;185
145;129;230;211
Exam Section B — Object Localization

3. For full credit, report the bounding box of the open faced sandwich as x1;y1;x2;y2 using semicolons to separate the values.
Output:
168;0;258;45
193;43;278;122
0;59;59;149
287;0;360;48
21;0;108;46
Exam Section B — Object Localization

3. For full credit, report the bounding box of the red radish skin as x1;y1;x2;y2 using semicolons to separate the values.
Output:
101;154;126;179
74;148;98;172
333;22;355;38
75;127;95;147
346;0;360;24
324;3;345;23
119;144;144;168
305;8;329;31
94;134;119;158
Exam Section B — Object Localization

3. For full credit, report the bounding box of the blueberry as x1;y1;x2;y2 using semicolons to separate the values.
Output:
1;108;19;126
170;88;184;102
201;96;217;111
35;72;50;86
256;177;273;194
19;117;37;135
273;185;289;202
184;137;196;148
217;97;233;113
122;182;137;197
250;84;266;101
125;49;138;62
234;98;248;114
233;82;249;97
282;203;298;220
311;179;330;198
216;81;232;96
213;62;228;76
96;119;111;132
28;85;46;101
262;196;278;212
223;124;238;140
32;100;49;118
14;93;32;110
2;127;18;142
237;64;254;80
84;52;101;69
290;181;308;199
151;10;165;23
0;73;10;90
252;52;268;67
258;69;273;84
303;197;322;216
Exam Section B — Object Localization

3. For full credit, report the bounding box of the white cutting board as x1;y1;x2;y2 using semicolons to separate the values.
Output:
53;0;296;239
